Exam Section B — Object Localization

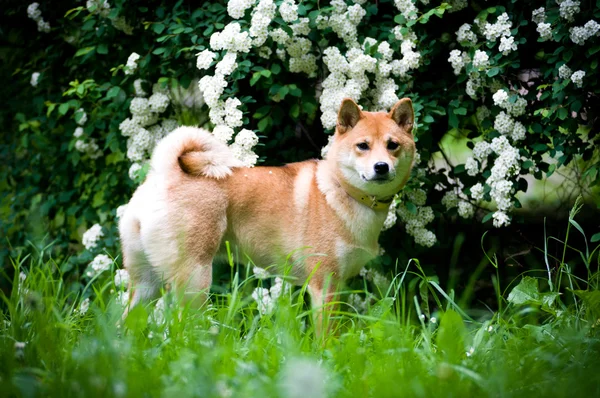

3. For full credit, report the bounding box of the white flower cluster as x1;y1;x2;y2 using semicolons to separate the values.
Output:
571;70;585;88
472;50;490;70
27;3;50;33
394;0;418;21
447;0;468;13
279;0;298;22
30;72;40;87
396;189;436;247
328;2;367;46
558;64;572;79
227;0;255;19
82;224;104;250
557;0;580;22
87;254;112;277
482;13;512;42
114;269;130;288
570;20;600;45
251;277;287;316
486;136;521;227
249;0;276;46
72;108;103;159
532;8;553;41
124;53;140;75
456;24;477;46
498;35;518;55
492;89;527;117
119;83;176;167
448;50;470;75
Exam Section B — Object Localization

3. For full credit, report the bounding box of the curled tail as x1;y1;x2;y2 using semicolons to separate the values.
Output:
150;126;242;179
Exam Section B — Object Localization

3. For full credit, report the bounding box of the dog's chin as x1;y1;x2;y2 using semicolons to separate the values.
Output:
360;174;394;185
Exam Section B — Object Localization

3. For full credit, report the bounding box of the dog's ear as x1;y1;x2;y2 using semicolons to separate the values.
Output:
337;98;363;133
389;98;414;134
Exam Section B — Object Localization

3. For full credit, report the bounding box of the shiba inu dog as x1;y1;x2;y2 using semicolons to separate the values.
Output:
119;98;415;326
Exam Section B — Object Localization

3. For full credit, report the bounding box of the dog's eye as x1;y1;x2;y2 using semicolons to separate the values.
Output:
356;142;369;151
387;141;399;150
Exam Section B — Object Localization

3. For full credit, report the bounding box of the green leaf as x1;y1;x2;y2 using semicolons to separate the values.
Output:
249;71;262;87
153;47;166;55
487;67;500;77
591;233;600;242
97;44;108;55
257;116;271;131
507;276;540;306
153;23;166;34
481;212;493;224
106;86;121;99
290;103;300;119
437;310;466;363
75;47;96;57
557;107;568;120
58;103;70;115
454;107;467;116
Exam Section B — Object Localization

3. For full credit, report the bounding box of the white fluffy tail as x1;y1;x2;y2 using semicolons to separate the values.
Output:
150;126;242;179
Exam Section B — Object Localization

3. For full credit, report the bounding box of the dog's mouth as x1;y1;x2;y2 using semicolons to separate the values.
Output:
360;174;393;184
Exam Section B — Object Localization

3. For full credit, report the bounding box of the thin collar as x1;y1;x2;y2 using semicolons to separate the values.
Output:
335;175;396;212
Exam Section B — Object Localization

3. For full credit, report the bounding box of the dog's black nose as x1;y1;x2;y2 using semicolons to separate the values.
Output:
374;162;389;175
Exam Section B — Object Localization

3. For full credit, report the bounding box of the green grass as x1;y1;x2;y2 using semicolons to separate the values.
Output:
1;247;599;398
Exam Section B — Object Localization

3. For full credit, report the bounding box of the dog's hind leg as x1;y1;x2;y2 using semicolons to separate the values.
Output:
120;217;161;318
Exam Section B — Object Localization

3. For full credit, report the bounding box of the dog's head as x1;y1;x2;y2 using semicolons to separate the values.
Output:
327;98;416;198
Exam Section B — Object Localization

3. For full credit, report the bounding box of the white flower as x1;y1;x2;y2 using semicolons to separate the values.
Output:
30;72;40;87
210;22;253;53
476;106;491;123
73;127;84;138
253;266;270;280
456;23;477;46
252;287;275;315
470;183;484;200
234;129;259;149
161;119;178;133
482;12;512;42
114;269;130;288
82;224;104;250
27;3;42;20
442;191;458;209
466;346;475;357
227;0;255;19
133;79;147;97
571;70;585;88
472;50;489;70
130;97;149;115
532;7;546;24
125;52;141;75
494;111;514;136
116;291;129;307
492;210;510;227
558;64;572;79
79;298;90;314
215;52;238;76
129;163;142;179
448;50;469;76
148;92;170;113
75;109;88;125
511;121;526;141
458;201;474;218
492;89;509;108
213;125;234;143
465;157;479;176
383;204;398;230
499;36;517;55
279;0;298;22
90;254;112;275
196;49;216;70
407;189;426;206
558;0;580;22
537;22;552;41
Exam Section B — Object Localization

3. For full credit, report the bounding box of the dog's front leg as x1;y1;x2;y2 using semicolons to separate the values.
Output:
307;274;339;339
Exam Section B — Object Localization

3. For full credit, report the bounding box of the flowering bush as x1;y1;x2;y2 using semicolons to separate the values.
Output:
2;0;599;285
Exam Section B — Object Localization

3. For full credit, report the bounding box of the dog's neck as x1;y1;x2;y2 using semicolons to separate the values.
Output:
335;177;395;212
315;161;388;245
